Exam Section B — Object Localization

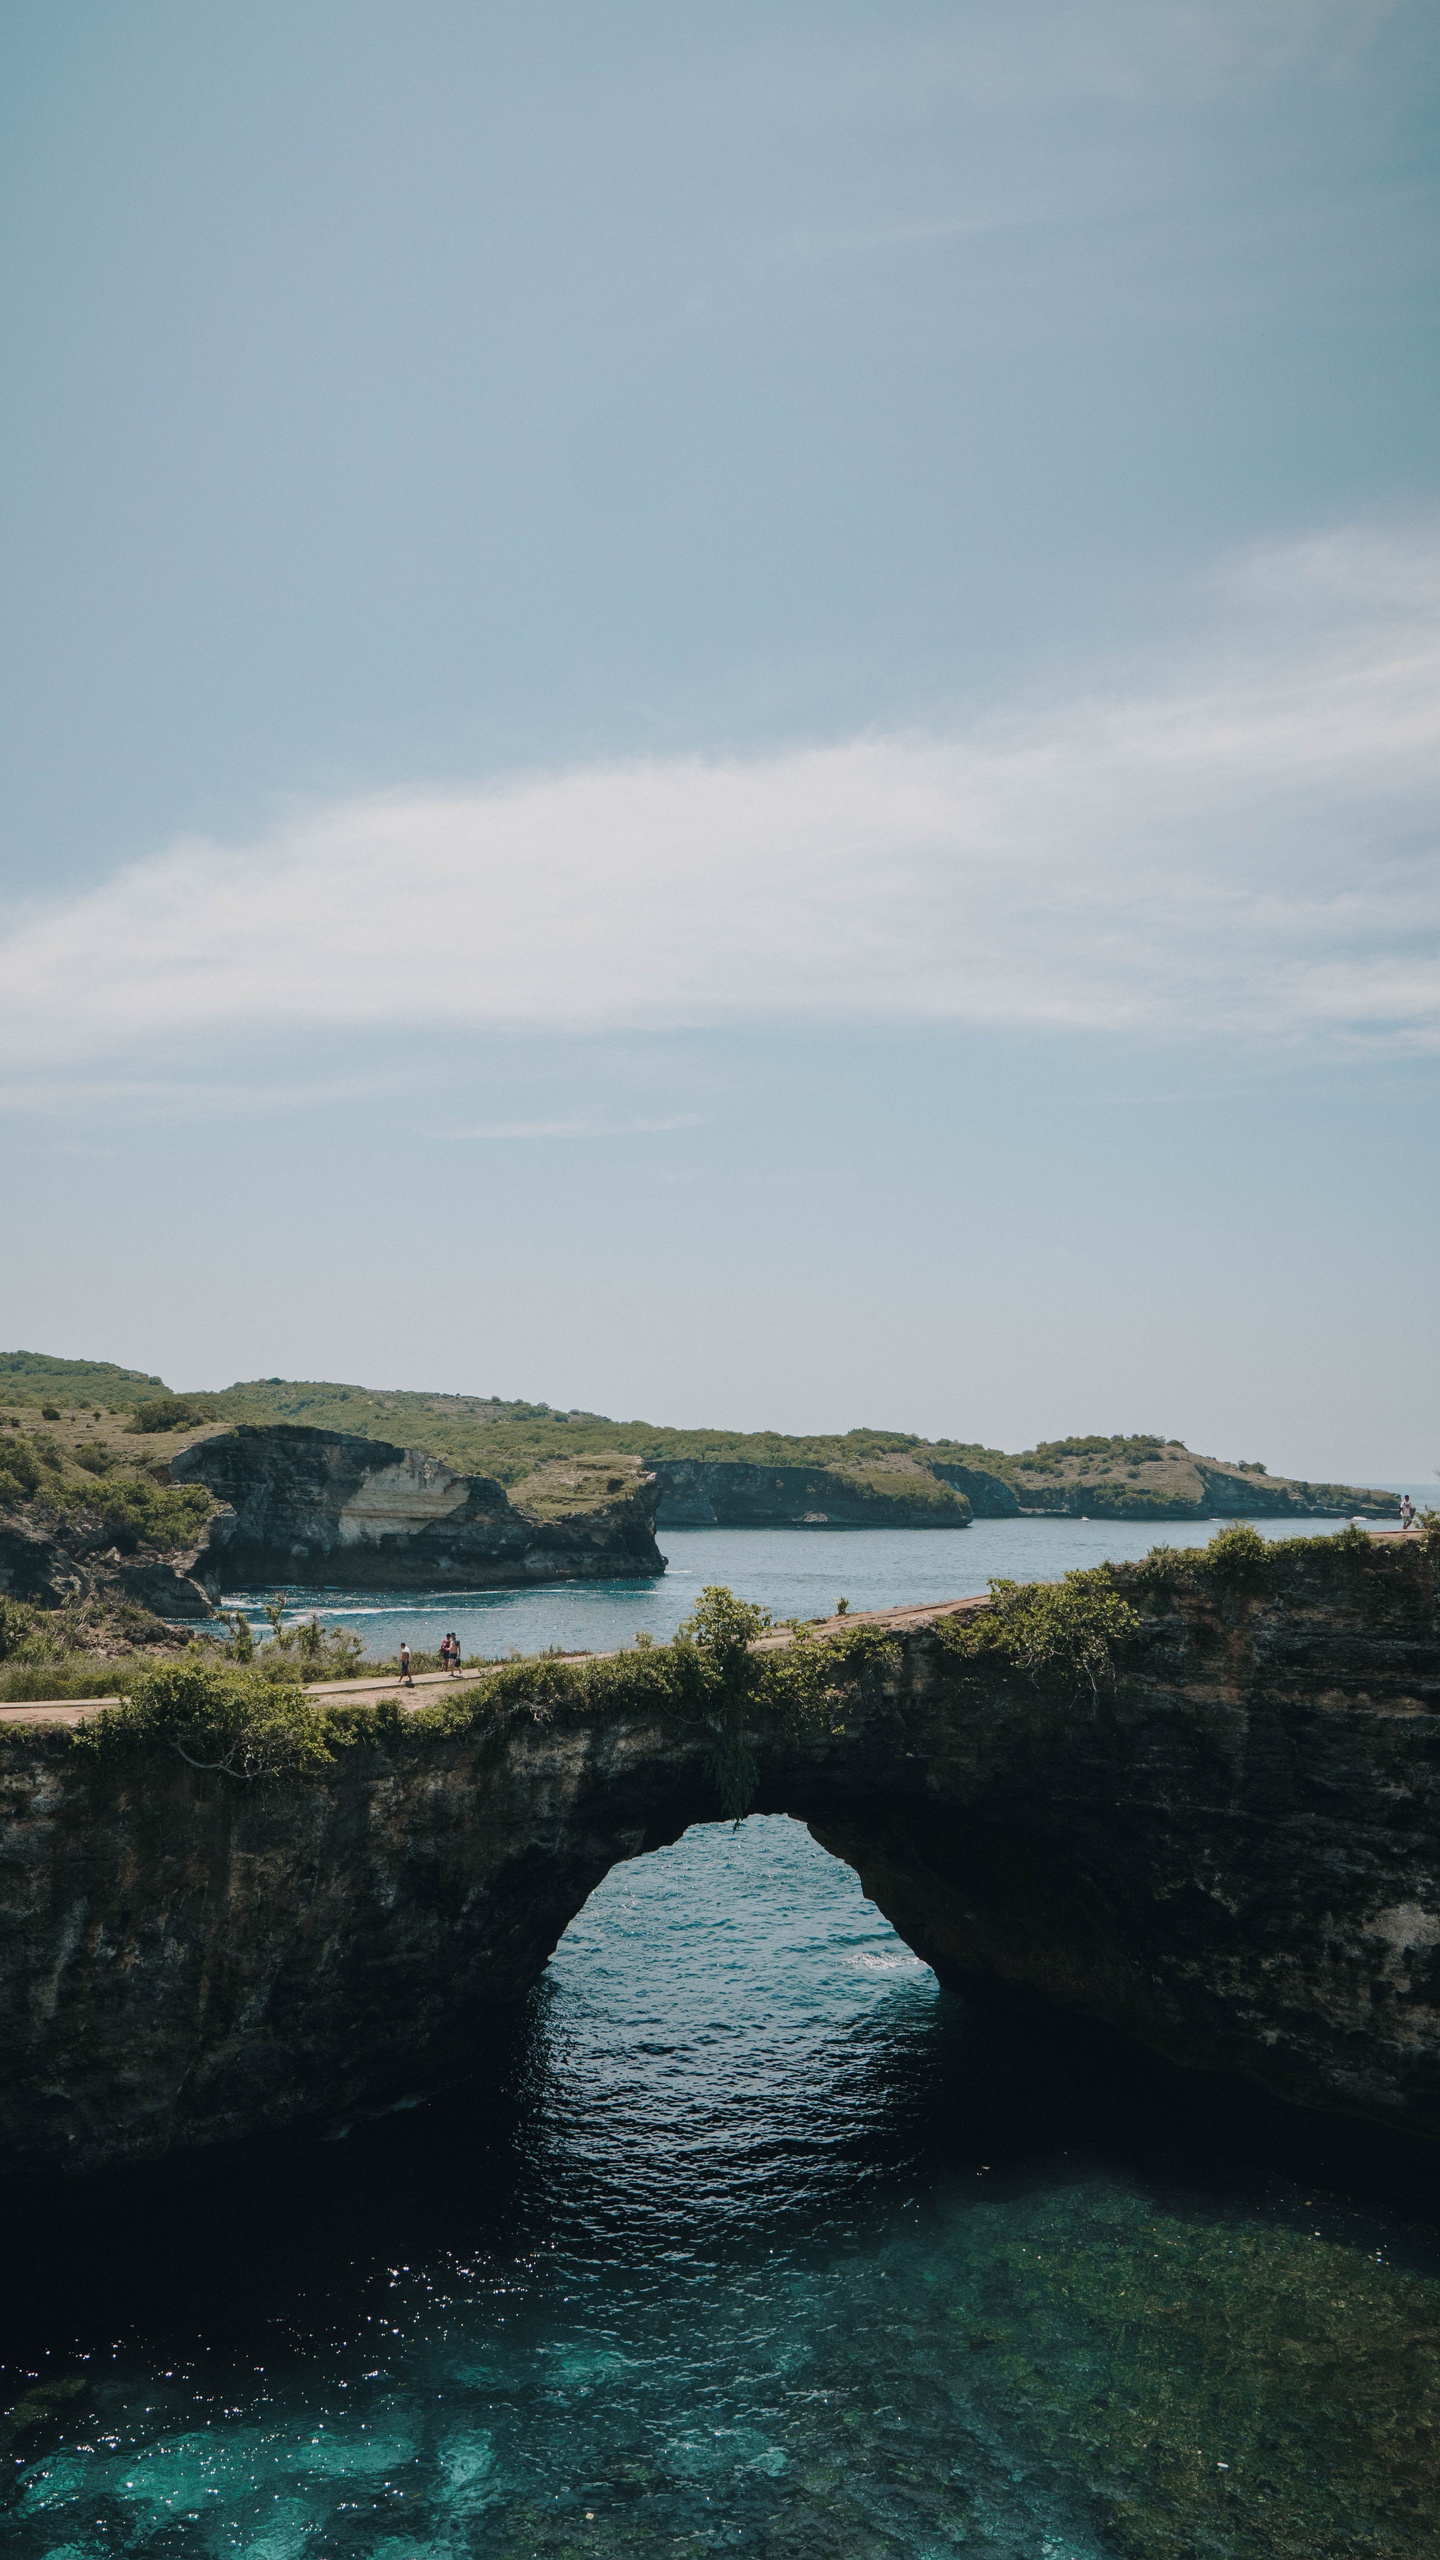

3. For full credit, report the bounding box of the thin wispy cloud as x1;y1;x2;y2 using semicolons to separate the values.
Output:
437;1115;704;1141
1;523;1435;1106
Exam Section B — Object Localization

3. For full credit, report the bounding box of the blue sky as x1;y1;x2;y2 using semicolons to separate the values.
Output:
1;0;1436;1477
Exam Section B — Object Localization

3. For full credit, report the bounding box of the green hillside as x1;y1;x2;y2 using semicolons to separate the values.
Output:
0;1350;167;1411
0;1353;1396;1520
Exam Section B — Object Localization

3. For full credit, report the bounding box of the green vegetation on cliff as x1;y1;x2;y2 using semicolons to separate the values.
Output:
940;1566;1141;1696
0;1423;212;1549
0;1350;1396;1522
69;1583;903;1819
0;1349;167;1408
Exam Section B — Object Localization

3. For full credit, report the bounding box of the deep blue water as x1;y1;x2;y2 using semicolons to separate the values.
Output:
4;1821;1439;2558
222;1512;1374;1660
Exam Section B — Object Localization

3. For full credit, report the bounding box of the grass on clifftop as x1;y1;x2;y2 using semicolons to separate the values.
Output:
0;1351;1397;1519
0;1423;213;1550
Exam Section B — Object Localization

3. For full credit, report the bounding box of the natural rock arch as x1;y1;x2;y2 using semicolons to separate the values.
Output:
0;1541;1436;2176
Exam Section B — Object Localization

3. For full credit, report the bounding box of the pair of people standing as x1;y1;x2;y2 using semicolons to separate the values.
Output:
396;1634;462;1685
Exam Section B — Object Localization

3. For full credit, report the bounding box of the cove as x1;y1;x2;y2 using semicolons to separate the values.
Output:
3;1815;1439;2559
219;1513;1354;1662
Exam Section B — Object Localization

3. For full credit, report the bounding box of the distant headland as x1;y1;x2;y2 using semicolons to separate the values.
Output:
0;1346;1397;1631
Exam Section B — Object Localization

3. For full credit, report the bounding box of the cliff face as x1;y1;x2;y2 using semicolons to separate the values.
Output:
0;1542;1436;2177
649;1458;972;1528
930;1463;1021;1517
996;1447;1394;1521
0;1514;214;1620
172;1425;664;1592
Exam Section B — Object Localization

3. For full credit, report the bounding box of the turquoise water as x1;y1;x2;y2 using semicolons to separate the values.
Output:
223;1513;1361;1659
4;1815;1439;2559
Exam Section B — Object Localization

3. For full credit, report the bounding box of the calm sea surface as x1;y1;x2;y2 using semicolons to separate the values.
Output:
5;1521;1438;2558
223;1511;1387;1659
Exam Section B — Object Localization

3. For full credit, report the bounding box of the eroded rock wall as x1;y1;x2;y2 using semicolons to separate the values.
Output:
173;1424;665;1591
0;1517;215;1620
648;1457;971;1528
0;1541;1435;2175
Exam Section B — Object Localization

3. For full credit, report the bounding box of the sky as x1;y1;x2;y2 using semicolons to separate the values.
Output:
0;0;1436;1479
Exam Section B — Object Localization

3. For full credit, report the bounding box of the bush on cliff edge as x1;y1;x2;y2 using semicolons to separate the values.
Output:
417;1585;901;1819
65;1588;900;1815
81;1658;334;1780
938;1565;1140;1698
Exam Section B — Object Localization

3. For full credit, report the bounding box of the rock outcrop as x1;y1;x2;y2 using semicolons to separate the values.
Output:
993;1445;1394;1521
649;1458;972;1528
929;1462;1021;1517
0;1516;215;1620
0;1519;83;1608
0;1538;1436;2176
173;1424;664;1592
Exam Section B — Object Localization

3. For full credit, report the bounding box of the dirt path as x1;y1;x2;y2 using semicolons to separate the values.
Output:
0;1594;998;1728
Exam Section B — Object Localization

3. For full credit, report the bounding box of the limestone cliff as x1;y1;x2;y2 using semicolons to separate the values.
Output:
648;1457;972;1528
172;1423;664;1593
0;1538;1435;2176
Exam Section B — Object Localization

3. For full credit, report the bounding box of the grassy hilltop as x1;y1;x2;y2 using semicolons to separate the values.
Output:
0;1350;1396;1523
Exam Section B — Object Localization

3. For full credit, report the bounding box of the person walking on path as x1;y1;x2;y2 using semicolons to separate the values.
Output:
1400;1495;1415;1531
399;1641;413;1688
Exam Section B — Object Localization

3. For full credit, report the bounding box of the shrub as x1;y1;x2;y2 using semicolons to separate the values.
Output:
1198;1523;1271;1586
63;1473;213;1551
0;1662;131;1703
0;1597;39;1662
940;1566;1139;1697
0;1434;42;1507
672;1583;774;1815
253;1609;367;1682
82;1659;334;1780
127;1396;218;1435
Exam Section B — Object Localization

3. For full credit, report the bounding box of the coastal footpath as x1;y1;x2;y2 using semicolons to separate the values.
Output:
0;1533;1435;2177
